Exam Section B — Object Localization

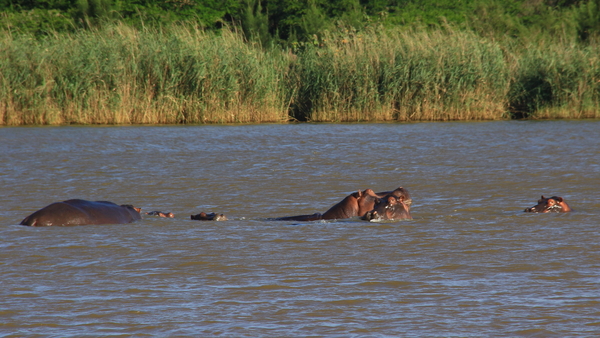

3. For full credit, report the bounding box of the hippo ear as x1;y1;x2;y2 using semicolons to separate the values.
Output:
555;197;563;202
541;195;545;199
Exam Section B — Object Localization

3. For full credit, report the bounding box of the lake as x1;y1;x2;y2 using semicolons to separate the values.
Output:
1;120;599;337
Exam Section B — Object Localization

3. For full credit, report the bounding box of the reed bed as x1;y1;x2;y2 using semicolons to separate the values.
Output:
1;24;599;125
507;40;600;119
0;24;291;125
290;28;509;121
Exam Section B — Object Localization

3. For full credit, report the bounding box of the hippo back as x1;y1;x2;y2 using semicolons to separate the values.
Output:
20;199;141;226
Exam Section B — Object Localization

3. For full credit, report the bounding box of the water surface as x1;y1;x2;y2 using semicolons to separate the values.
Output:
1;121;599;337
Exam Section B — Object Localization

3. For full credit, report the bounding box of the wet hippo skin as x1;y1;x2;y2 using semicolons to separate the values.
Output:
525;196;572;213
20;199;142;226
277;187;412;221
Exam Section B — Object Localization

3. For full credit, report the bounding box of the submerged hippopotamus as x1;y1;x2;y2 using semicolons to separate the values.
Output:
525;195;572;213
277;187;412;221
19;199;142;226
146;211;175;218
362;188;413;221
191;212;227;221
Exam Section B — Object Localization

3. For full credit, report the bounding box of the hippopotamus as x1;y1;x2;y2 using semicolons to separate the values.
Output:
191;212;227;221
19;199;142;226
146;211;175;218
362;189;413;221
525;196;572;213
277;187;412;221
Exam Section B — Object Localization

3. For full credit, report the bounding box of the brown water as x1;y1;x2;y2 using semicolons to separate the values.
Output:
1;121;599;337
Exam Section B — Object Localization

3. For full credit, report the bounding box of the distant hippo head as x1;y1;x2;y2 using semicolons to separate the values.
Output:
525;196;572;213
191;212;227;221
362;188;412;221
146;211;175;218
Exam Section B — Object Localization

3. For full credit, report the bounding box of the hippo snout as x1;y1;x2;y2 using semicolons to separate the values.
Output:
362;210;381;222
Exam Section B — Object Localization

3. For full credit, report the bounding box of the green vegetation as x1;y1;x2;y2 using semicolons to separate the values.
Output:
1;1;599;125
0;24;290;124
290;28;509;121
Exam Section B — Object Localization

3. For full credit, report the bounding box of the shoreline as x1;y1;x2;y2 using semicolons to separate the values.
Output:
2;25;599;126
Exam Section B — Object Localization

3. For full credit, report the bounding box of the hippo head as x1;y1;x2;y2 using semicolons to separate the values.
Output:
525;195;572;213
362;188;412;221
146;211;175;218
356;189;382;216
191;212;228;221
388;187;412;208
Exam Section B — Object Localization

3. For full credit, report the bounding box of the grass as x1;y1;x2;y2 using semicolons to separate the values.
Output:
290;28;509;122
507;39;600;119
1;23;599;125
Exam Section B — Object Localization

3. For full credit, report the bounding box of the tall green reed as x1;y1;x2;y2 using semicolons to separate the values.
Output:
0;24;290;125
291;27;509;121
508;40;600;119
1;23;599;125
